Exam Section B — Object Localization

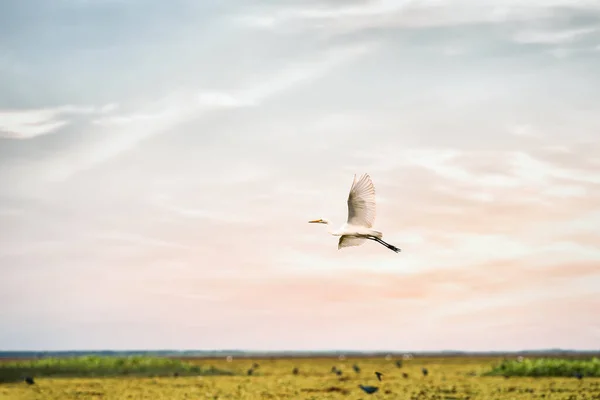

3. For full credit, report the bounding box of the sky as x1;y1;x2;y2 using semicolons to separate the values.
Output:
1;0;600;352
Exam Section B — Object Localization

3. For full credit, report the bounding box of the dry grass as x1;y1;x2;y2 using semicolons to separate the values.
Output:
1;356;599;400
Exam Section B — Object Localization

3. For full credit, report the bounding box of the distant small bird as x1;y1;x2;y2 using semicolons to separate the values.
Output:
375;371;383;381
336;369;343;376
395;360;403;368
24;376;35;385
422;367;428;376
292;367;299;375
247;368;254;376
574;372;583;380
353;364;361;373
402;372;409;378
359;384;379;394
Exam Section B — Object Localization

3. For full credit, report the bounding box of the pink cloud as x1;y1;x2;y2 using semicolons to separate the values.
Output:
219;259;600;312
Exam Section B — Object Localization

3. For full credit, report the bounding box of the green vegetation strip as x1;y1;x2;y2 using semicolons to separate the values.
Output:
485;357;600;377
0;356;235;383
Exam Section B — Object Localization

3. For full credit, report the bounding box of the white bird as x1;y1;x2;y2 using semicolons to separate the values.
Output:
309;173;401;253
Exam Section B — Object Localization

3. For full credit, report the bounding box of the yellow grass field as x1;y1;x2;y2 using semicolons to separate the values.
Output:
2;357;598;400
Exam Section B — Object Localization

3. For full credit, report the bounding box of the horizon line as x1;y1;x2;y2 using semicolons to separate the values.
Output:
1;348;599;354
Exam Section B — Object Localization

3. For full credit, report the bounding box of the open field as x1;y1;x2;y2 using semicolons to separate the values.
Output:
1;356;599;400
0;356;233;383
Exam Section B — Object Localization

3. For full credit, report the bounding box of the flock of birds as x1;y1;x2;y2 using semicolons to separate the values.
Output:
309;173;402;253
245;359;430;395
21;360;427;396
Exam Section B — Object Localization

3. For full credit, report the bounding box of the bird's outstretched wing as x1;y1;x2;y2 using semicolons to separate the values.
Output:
346;173;376;228
338;235;366;249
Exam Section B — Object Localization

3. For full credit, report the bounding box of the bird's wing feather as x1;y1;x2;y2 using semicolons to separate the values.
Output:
346;173;376;228
338;235;367;249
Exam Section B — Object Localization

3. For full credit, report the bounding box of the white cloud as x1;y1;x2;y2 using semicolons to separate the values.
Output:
234;0;403;29
0;109;69;139
544;46;600;58
235;0;600;35
0;103;118;139
239;42;375;103
542;145;571;154
513;27;598;45
512;151;600;184
161;206;254;224
99;103;119;113
196;91;256;108
356;146;600;193
38;42;375;183
509;124;542;138
442;45;467;56
93;91;254;127
91;231;191;250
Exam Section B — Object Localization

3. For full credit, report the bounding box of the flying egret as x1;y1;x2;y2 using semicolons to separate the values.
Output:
309;173;401;253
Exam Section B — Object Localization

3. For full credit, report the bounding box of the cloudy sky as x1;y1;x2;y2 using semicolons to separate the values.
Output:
1;0;600;352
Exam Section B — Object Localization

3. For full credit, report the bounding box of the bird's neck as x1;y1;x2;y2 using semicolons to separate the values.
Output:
325;221;342;236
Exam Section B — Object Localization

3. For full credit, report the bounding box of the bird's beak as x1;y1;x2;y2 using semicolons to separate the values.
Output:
308;219;321;223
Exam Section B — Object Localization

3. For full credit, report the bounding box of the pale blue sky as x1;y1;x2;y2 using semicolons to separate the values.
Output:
1;0;600;351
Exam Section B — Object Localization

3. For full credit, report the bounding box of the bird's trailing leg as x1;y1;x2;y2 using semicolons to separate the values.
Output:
369;237;401;253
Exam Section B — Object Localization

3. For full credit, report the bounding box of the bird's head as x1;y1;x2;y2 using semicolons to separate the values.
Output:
308;218;329;224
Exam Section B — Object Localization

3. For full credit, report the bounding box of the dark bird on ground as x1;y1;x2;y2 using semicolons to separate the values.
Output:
395;360;403;368
247;368;254;376
353;364;361;373
422;367;428;376
292;367;299;375
359;384;379;394
574;372;583;379
402;372;409;378
375;371;383;381
24;376;35;385
336;369;343;376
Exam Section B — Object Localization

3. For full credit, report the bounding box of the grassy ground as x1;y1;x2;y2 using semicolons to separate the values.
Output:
0;356;233;383
486;357;600;377
1;356;598;400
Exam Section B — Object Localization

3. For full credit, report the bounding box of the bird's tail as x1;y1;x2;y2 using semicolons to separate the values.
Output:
368;229;383;238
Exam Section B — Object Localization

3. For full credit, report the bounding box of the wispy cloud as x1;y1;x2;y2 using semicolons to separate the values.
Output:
0;103;117;139
513;27;598;44
509;124;542;138
37;42;375;183
92;231;191;250
235;0;600;36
